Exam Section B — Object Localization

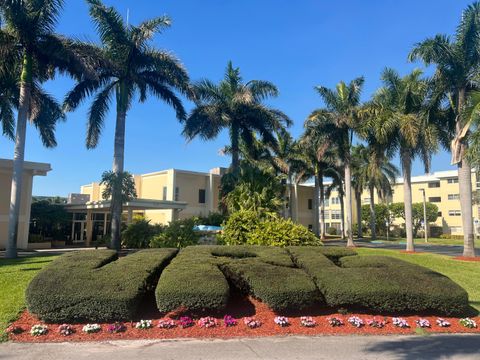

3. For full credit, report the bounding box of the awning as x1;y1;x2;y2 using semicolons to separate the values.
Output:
64;198;188;212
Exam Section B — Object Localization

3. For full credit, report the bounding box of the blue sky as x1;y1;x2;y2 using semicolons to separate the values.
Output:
0;0;471;196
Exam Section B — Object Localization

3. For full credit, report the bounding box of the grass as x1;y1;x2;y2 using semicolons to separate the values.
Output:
356;248;480;314
0;255;57;341
360;236;480;248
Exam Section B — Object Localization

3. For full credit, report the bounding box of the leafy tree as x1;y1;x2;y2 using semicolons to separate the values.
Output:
100;170;137;203
121;217;162;248
307;77;365;247
29;200;70;241
150;218;198;248
64;0;191;252
0;0;99;258
389;202;439;238
409;2;480;257
182;61;291;175
361;203;391;236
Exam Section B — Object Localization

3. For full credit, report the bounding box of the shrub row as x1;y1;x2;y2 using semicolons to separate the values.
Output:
26;249;178;322
287;246;469;316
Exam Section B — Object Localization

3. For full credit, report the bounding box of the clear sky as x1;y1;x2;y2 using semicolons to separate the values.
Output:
0;0;472;196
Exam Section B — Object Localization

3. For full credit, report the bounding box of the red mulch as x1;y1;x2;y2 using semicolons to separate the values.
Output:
7;296;480;342
453;256;480;262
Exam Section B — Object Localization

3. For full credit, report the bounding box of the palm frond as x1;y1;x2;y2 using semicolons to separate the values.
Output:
86;80;115;148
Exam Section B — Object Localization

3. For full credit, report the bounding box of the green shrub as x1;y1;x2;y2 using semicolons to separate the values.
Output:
220;210;261;245
122;218;163;248
150;218;199;248
195;212;227;227
327;226;337;235
288;246;469;316
26;249;178;322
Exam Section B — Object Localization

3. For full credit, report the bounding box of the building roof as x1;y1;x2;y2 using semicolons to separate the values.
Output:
0;158;51;176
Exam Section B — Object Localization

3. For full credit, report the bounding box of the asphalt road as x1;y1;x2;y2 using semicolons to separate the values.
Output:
1;335;480;360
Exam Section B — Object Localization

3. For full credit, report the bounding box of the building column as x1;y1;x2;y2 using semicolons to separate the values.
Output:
85;210;93;246
127;208;133;225
208;173;214;213
71;212;75;241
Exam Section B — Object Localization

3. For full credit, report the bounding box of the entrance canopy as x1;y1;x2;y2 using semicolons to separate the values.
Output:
64;198;187;212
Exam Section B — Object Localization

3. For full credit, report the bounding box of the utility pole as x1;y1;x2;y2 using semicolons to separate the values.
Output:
419;188;428;243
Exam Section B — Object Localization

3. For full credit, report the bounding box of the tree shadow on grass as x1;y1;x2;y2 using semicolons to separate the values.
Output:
365;334;480;359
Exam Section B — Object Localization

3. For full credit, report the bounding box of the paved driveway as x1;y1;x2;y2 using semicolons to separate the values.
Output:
1;335;479;360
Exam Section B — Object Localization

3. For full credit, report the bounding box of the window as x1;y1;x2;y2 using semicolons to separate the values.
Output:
324;210;330;220
447;178;459;184
308;224;313;231
198;189;206;204
308;199;313;210
437;211;442;217
448;210;461;216
331;197;340;205
331;210;341;220
428;182;440;188
174;187;179;201
363;198;371;204
448;194;460;200
162;186;167;200
428;197;441;203
450;226;462;233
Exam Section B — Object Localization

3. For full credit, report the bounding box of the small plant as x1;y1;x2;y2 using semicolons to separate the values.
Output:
107;322;126;333
416;319;431;328
82;324;101;333
300;316;316;327
135;320;153;329
198;317;217;328
459;318;477;329
244;317;262;329
436;318;451;327
57;324;74;336
348;316;364;328
5;325;23;335
179;316;194;328
158;319;176;329
327;317;344;327
392;317;409;328
223;315;237;327
274;316;289;327
367;317;386;328
30;324;48;336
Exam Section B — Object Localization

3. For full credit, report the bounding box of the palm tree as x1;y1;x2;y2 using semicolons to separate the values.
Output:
369;68;437;251
0;0;98;258
182;61;291;175
64;0;191;252
307;78;364;247
325;163;346;239
409;2;480;257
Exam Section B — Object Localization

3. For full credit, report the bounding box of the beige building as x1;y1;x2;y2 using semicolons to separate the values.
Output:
69;166;478;243
0;159;51;249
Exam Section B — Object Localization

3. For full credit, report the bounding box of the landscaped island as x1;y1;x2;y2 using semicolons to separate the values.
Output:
26;246;469;324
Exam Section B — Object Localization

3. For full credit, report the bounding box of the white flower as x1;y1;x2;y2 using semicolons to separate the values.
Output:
82;323;101;333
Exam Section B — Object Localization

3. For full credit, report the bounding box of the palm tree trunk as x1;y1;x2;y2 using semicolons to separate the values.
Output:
369;184;376;240
355;190;363;238
231;122;240;174
340;193;345;239
313;168;320;237
110;85;127;252
6;54;32;259
344;159;354;247
401;152;414;252
293;181;299;222
457;88;476;257
318;169;325;240
287;172;294;219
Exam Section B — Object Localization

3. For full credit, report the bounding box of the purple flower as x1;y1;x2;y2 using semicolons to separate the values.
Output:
223;315;237;327
179;316;194;328
107;322;126;333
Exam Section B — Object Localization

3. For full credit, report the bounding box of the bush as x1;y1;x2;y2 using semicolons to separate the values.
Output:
439;234;464;240
150;218;199;248
288;246;469;316
122;218;163;248
26;249;178;322
195;212;227;227
327;227;337;235
220;210;320;246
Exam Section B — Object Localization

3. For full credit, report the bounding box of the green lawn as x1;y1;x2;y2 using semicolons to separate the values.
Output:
369;237;480;248
0;255;57;341
356;248;480;313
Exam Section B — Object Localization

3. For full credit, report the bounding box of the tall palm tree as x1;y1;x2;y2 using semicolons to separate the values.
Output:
64;0;191;252
0;0;98;258
409;2;480;257
369;68;437;251
325;163;346;239
307;77;364;247
182;61;291;175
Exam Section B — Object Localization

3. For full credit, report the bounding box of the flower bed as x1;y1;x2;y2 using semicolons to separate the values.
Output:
7;296;480;342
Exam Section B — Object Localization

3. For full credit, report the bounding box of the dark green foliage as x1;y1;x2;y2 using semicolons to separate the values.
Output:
220;210;261;245
29;199;70;241
150;218;199;248
327;226;337;235
288;247;469;316
26;249;177;322
389;202;439;237
195;212;227;227
122;218;162;248
361;203;390;235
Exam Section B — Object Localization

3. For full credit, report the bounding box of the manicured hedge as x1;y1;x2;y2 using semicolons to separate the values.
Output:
288;246;469;315
26;249;177;322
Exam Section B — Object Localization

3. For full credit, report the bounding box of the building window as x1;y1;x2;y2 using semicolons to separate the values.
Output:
162;186;167;200
331;210;341;220
331;197;340;205
450;226;462;233
363;198;370;204
428;197;441;203
448;210;461;216
447;178;459;184
324;210;330;220
174;187;179;201
438;211;442;217
448;194;460;200
476;180;480;189
428;182;441;188
308;224;313;231
324;198;329;207
198;189;206;204
308;199;313;210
